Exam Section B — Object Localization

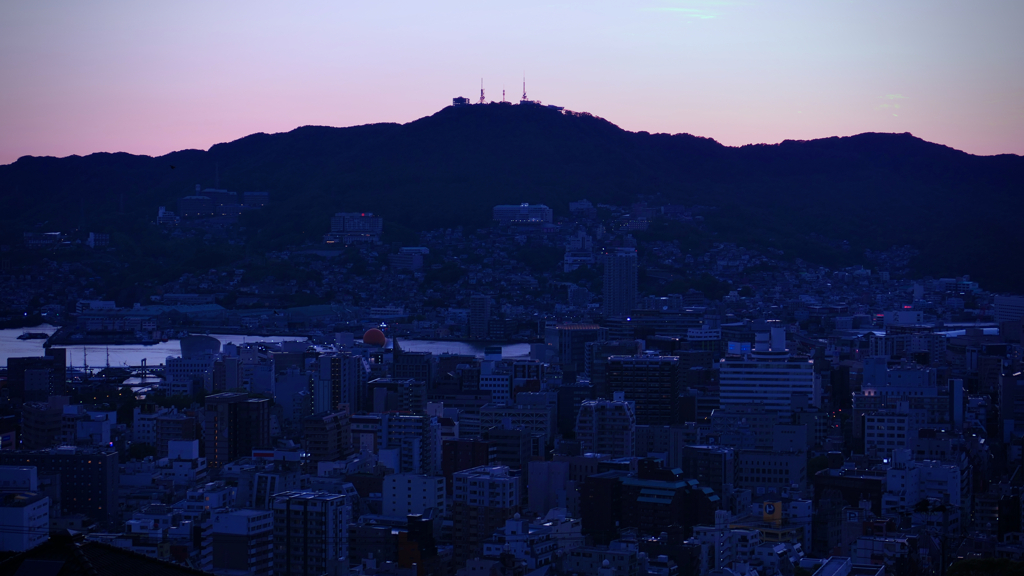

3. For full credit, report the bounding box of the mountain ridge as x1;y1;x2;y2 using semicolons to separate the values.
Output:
1;104;1021;290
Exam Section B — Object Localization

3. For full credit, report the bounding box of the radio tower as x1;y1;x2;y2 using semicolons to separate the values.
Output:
521;74;528;102
479;79;485;104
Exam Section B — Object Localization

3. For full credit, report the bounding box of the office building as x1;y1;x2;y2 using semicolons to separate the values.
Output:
6;348;67;402
470;294;491;339
545;323;606;376
575;395;636;458
452;466;521;565
272;491;352;576
603;247;638;318
680;446;736;495
212;509;274;576
155;412;197;459
719;327;816;418
382;473;446;519
606;355;681;426
303;409;353;470
995;295;1024;324
313;352;368;414
204;393;270;468
20;396;68;450
0;447;118;529
442;439;495;494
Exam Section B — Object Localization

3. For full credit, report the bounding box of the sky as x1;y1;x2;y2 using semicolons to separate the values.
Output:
1;0;1021;164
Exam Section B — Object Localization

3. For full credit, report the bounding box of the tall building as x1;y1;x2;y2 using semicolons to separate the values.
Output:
0;447;118;529
719;327;816;419
680;445;735;495
545;323;606;376
603;248;637;318
303;409;353;470
312;352;368;414
272;491;352;576
212;509;274;576
204;393;270;468
585;340;644;400
6;348;67;402
575;395;636;458
470;294;491;339
452;466;521;565
606;355;681;426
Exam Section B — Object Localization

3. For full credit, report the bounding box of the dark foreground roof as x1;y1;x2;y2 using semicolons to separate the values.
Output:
0;532;210;576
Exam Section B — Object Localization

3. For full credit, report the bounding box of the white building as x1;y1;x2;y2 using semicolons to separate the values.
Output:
996;295;1024;324
719;327;816;418
453;466;520;509
382;473;446;518
0;467;49;552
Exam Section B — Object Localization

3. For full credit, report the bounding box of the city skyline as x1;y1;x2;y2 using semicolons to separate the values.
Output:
1;0;1022;165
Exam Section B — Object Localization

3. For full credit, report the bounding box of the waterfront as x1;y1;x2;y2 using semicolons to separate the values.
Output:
0;327;531;367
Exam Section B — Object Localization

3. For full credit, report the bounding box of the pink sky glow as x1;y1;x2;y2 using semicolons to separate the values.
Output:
1;0;1021;165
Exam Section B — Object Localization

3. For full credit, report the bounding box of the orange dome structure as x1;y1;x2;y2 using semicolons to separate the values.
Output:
362;328;387;347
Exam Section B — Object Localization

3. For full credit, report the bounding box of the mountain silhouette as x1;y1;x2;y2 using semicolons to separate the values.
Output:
1;103;1021;290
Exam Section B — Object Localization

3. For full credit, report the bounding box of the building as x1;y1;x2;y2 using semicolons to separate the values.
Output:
442;439;496;494
719;327;817;419
736;450;808;494
545;323;606;376
204;393;270;468
0;466;48;553
155;412;197;458
382;473;447;521
470;294;491;339
389;246;429;271
20;396;68;450
211;508;274;576
303;409;353;470
680;446;735;496
272;491;352;576
452;466;521;565
480;403;556;447
493;203;553;225
6;348;67;402
606;355;681;426
0;447;118;529
326;212;383;244
995;295;1024;324
603;248;638;318
313;352;369;414
575;395;636;458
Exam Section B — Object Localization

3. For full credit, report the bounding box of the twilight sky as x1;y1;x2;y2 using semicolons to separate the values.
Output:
1;0;1021;165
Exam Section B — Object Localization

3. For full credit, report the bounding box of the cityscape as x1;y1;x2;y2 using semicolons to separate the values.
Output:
1;2;1022;576
1;157;1023;575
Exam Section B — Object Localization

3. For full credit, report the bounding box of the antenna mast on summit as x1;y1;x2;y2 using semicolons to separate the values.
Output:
479;79;485;104
522;74;527;102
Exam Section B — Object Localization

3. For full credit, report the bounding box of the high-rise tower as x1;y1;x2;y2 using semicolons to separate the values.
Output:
603;248;637;318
